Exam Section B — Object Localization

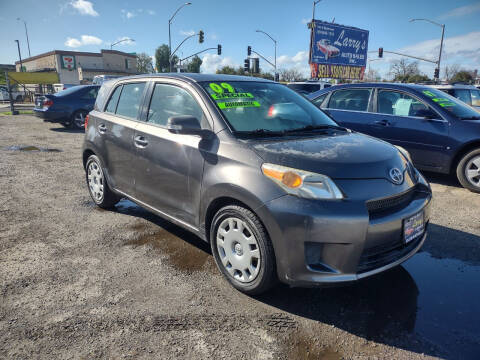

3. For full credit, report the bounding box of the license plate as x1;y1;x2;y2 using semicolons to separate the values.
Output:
403;211;424;243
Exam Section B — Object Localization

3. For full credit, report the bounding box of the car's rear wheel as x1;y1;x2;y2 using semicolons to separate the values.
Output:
72;110;87;130
85;154;120;208
210;205;276;295
456;148;480;193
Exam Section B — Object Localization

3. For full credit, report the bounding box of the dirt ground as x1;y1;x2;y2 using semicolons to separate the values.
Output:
1;115;479;359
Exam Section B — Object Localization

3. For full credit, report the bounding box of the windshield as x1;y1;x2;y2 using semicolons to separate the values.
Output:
421;88;480;119
201;81;337;133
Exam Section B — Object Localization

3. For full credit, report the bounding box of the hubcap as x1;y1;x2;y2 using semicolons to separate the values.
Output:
216;217;261;283
87;160;104;202
465;155;480;188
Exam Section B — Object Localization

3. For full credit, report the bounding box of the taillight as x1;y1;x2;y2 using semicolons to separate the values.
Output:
84;114;89;130
43;99;53;108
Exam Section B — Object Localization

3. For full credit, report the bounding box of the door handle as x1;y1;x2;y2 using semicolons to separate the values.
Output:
98;124;107;134
374;119;391;126
134;135;148;148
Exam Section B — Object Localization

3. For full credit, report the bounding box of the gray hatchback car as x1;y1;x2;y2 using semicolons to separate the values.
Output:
83;74;432;294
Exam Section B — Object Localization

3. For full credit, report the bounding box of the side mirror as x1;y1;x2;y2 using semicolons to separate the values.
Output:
167;115;202;135
415;108;437;119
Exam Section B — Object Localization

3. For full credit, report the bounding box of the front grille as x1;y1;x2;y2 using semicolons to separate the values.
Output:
357;230;425;273
366;186;416;215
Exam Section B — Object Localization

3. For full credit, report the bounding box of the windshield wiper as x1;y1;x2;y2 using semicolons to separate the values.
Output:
283;124;347;133
459;116;480;120
233;129;286;137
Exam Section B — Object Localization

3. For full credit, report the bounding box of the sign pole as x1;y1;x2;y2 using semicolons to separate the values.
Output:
5;71;18;115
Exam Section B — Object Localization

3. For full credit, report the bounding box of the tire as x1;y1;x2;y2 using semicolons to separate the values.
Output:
456;148;480;193
71;110;87;130
210;205;277;295
85;155;120;208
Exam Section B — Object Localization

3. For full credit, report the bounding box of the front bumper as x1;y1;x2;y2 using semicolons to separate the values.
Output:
257;178;432;287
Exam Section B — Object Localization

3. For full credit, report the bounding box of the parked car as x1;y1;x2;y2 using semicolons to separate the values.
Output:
34;85;100;129
53;83;77;93
429;84;480;110
316;39;340;60
0;85;25;102
308;83;480;192
92;75;122;85
83;74;431;294
286;81;332;95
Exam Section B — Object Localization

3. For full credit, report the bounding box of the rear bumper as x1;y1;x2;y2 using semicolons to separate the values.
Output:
258;178;432;287
34;108;68;122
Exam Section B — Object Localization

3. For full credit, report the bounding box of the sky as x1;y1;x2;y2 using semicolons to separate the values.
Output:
1;0;480;79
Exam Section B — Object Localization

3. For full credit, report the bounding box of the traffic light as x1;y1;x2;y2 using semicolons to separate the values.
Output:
198;30;204;43
244;58;250;72
378;47;383;58
247;46;252;56
217;44;222;55
434;68;440;78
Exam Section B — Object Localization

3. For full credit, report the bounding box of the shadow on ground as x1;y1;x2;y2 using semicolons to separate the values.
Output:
49;126;84;133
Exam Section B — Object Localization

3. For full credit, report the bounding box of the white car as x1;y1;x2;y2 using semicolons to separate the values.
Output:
0;86;25;102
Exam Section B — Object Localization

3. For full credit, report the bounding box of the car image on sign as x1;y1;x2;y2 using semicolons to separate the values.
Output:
316;39;340;60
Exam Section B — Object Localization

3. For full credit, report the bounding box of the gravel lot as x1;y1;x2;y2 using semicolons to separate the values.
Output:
1;115;479;359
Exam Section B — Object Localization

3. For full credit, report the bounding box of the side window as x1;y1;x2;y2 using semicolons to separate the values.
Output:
377;90;428;117
147;83;204;127
328;89;371;111
453;89;472;105
312;93;328;108
115;82;146;119
105;85;122;113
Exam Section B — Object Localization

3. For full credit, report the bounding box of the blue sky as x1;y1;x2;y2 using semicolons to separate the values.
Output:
1;0;479;78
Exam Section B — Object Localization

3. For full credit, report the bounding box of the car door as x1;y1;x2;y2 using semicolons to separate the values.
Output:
367;88;451;170
96;81;146;194
133;81;208;226
322;88;374;133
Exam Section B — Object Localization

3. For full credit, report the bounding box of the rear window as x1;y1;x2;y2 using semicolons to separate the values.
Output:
115;83;146;119
54;86;80;97
328;89;371;111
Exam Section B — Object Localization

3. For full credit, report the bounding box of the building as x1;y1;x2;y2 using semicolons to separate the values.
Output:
15;49;137;85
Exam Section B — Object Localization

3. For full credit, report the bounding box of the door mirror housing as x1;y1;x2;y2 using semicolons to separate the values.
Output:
167;115;202;135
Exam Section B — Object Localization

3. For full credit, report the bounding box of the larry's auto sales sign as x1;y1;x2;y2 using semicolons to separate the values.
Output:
309;20;369;80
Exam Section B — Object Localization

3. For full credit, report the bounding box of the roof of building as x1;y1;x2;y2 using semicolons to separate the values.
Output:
15;49;136;65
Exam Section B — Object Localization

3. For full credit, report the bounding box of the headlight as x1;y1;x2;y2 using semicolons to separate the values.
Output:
261;163;344;200
395;145;412;163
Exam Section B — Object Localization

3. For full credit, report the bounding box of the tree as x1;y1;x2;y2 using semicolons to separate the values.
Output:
216;66;241;75
186;55;202;73
279;68;304;82
389;59;420;81
155;44;178;73
443;64;461;81
365;68;380;82
136;52;154;74
451;71;474;84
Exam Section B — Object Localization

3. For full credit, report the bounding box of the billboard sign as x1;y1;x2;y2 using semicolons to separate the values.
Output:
61;55;76;70
310;20;369;80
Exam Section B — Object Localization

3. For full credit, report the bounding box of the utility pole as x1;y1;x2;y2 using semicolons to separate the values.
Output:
15;40;23;72
110;37;135;49
169;2;192;72
255;30;277;80
5;72;18;115
17;18;31;57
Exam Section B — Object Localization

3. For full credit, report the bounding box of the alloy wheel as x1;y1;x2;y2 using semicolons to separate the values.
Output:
465;155;480;188
74;112;86;129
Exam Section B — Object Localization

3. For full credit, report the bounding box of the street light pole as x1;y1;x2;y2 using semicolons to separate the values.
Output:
410;18;445;83
255;30;277;78
17;18;31;58
110;37;135;50
169;2;192;72
15;40;23;72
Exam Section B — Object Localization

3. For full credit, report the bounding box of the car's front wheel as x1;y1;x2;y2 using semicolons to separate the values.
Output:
85;154;120;208
456;148;480;193
72;110;88;130
210;205;276;295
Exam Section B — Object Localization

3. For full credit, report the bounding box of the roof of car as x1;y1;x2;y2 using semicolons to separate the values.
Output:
428;84;478;89
109;73;273;84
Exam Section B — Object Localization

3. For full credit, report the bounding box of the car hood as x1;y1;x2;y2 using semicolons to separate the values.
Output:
248;132;408;180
